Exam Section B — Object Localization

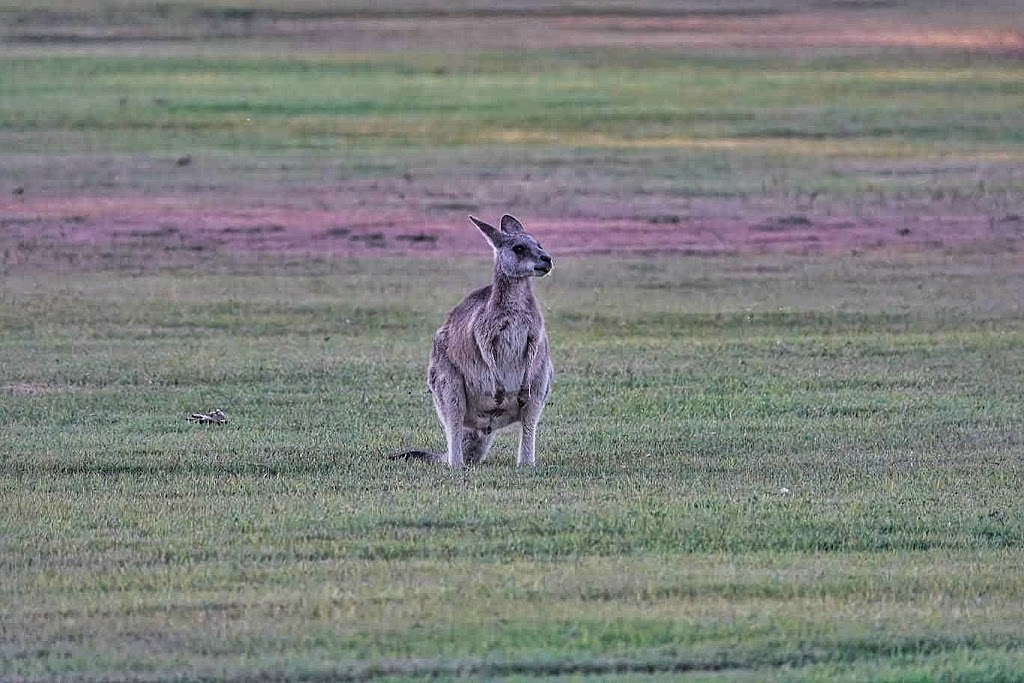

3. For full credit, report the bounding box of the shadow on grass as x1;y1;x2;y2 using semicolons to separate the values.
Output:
211;634;1020;682
31;459;339;477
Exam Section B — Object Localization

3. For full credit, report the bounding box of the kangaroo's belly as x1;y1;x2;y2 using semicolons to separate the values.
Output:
464;394;522;434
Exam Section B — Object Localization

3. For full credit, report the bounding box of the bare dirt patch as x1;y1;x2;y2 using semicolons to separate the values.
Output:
3;184;1019;272
548;13;1024;54
4;4;1021;56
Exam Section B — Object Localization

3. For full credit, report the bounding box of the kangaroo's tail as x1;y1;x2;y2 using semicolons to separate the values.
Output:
388;449;443;462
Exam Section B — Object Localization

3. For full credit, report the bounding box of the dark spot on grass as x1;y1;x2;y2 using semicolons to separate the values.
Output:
198;6;256;20
130;226;179;238
222;224;285;235
431;201;478;211
753;215;813;232
351;232;387;246
1;217;39;227
829;0;898;9
395;232;438;243
777;215;812;226
325;226;350;237
648;214;681;224
383;517;464;531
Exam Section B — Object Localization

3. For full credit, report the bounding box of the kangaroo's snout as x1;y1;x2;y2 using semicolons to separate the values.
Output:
535;253;553;275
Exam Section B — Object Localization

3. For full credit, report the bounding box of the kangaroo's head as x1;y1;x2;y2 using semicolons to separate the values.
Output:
470;214;553;279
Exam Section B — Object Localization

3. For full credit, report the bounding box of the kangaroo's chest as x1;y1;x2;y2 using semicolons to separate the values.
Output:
489;318;529;362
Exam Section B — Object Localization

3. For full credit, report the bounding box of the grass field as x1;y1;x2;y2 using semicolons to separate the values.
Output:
3;1;1024;680
3;256;1023;680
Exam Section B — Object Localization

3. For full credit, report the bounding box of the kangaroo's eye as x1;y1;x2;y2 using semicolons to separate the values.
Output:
513;245;528;256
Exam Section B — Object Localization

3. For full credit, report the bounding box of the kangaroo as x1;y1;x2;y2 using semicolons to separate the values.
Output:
394;214;554;468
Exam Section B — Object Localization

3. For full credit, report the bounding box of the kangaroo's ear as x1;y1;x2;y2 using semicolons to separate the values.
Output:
500;214;525;234
470;215;505;248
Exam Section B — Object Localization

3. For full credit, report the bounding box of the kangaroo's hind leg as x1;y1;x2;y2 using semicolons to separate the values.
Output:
428;356;468;469
462;430;496;465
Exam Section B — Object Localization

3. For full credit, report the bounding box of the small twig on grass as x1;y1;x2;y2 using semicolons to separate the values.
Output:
187;408;228;425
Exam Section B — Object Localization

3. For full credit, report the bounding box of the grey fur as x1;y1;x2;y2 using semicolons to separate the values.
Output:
394;214;554;468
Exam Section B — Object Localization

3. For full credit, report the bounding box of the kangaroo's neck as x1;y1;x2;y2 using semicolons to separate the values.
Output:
488;267;534;311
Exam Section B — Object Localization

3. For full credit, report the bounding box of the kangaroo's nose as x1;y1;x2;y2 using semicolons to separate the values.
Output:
540;254;552;265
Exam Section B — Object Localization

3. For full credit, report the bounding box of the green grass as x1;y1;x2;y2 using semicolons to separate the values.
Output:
4;51;1023;152
3;3;1022;202
4;51;1023;204
2;255;1023;680
3;2;1024;679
